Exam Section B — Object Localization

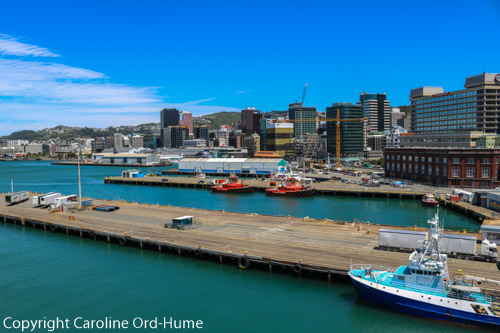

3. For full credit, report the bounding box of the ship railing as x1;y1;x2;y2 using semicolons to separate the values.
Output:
349;264;396;273
389;279;495;305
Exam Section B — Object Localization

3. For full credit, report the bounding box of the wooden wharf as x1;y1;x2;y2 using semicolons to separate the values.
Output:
104;176;427;200
1;193;498;290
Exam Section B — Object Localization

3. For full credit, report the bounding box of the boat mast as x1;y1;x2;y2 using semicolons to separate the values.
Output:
10;177;13;193
77;139;82;208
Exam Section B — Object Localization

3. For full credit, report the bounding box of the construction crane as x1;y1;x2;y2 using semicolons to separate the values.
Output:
301;83;308;105
271;107;366;168
333;108;366;168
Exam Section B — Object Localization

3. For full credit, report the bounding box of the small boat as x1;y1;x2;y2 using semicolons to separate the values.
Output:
349;210;500;330
211;175;253;193
422;193;439;207
265;178;314;197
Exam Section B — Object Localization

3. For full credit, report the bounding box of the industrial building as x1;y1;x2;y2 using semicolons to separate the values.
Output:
92;153;160;165
178;158;287;175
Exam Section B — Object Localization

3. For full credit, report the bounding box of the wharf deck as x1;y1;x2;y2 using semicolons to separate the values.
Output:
1;193;498;288
104;176;426;200
437;197;494;221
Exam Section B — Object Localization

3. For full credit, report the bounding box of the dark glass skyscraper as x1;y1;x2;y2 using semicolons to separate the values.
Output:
326;103;366;157
160;108;180;128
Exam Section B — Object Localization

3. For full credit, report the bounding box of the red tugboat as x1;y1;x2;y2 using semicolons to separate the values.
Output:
421;193;439;207
265;177;315;197
211;175;254;193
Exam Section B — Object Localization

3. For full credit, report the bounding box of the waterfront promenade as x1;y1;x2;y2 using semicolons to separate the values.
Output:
2;193;498;290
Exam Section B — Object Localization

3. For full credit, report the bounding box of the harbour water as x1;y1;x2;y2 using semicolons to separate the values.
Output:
0;161;485;332
2;161;479;231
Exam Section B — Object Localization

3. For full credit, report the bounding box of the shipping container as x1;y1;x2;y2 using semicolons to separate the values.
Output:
439;234;477;255
32;192;57;206
379;229;428;249
5;191;29;205
39;193;62;206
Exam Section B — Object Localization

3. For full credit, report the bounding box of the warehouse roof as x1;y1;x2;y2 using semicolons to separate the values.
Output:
180;158;286;163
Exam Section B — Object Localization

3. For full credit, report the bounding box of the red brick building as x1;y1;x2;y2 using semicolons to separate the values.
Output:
384;148;500;188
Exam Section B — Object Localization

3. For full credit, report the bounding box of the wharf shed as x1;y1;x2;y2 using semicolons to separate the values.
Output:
179;158;287;175
92;153;160;165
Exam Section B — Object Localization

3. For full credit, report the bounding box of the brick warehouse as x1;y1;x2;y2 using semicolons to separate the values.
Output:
384;147;500;188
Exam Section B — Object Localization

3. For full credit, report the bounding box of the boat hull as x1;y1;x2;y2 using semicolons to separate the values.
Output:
211;186;254;193
265;189;315;197
349;274;500;329
421;200;439;207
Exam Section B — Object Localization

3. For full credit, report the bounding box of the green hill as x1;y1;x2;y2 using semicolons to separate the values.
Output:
193;112;241;128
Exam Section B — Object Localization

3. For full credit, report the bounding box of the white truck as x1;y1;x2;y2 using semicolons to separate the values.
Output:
379;229;498;261
5;191;29;205
439;233;497;261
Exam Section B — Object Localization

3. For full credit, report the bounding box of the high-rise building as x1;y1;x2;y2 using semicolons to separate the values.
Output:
194;126;209;146
170;126;189;148
243;133;260;157
288;103;317;138
160;108;180;128
266;123;294;157
241;107;262;134
391;107;405;127
410;73;500;139
143;134;156;149
179;111;193;133
359;93;390;133
160;108;180;148
326;103;366;157
131;135;144;148
113;133;123;149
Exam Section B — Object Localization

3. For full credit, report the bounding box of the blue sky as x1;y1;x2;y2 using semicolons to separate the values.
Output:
0;0;499;134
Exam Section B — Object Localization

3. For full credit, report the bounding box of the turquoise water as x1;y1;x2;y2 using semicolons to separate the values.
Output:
1;161;479;231
0;161;487;332
0;222;483;333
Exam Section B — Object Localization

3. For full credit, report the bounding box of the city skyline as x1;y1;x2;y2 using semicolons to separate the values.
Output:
0;0;499;135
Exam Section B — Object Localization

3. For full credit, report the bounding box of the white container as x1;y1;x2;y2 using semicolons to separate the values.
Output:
6;191;29;205
379;229;428;249
439;234;476;255
39;193;62;206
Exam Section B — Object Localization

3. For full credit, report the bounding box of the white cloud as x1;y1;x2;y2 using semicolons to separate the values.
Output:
236;90;252;94
0;34;59;57
0;33;242;135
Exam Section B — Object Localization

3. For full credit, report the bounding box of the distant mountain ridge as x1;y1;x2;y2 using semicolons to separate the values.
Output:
3;111;243;141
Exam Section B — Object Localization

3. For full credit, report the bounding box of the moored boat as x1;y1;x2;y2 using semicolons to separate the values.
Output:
265;178;314;196
349;210;500;329
211;175;253;193
422;193;439;207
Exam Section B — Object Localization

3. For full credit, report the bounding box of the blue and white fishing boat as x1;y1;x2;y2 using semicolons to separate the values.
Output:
349;210;500;329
